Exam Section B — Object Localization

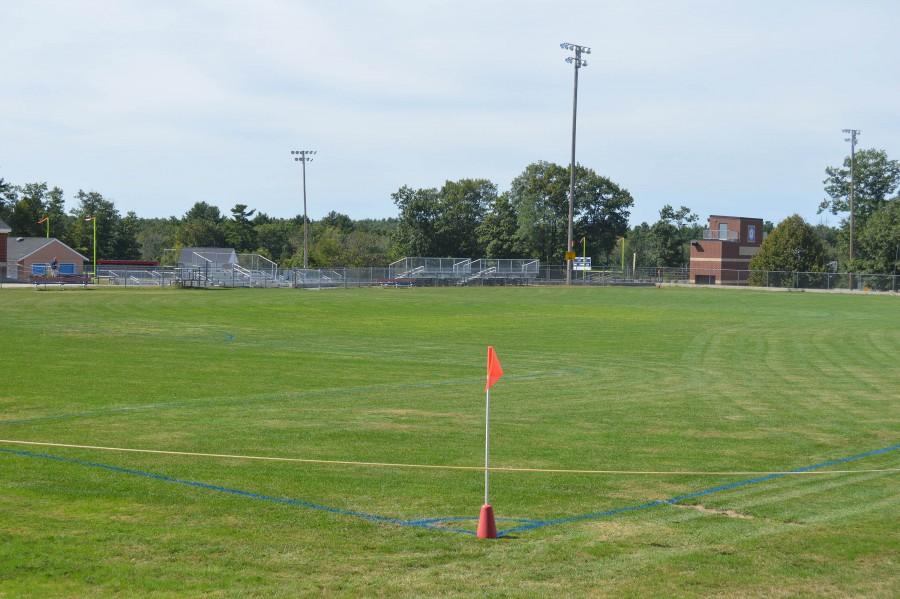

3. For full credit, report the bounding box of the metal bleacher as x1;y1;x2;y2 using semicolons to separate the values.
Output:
387;257;540;285
93;251;288;288
90;254;541;289
175;251;285;288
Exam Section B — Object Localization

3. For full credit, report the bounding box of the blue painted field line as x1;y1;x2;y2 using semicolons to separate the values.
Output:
0;447;472;536
495;443;900;537
1;443;897;538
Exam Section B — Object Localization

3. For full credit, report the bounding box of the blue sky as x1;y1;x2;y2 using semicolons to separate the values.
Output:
2;1;898;226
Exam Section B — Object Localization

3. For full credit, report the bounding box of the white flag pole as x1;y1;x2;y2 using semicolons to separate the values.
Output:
478;347;500;539
484;387;490;505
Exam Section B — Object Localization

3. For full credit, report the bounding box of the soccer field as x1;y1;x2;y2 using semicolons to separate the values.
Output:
1;286;897;597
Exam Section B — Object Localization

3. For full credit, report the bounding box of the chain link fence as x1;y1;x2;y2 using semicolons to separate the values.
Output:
626;267;899;292
40;264;897;292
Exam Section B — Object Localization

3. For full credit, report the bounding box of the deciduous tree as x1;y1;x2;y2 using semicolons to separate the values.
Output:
67;190;126;260
855;200;900;275
477;193;523;258
509;161;633;264
820;148;900;220
748;215;826;284
391;185;441;256
645;205;700;267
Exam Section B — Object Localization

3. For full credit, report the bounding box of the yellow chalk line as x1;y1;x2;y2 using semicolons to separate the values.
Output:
1;439;898;476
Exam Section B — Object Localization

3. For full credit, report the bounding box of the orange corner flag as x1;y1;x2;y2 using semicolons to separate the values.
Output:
485;346;504;391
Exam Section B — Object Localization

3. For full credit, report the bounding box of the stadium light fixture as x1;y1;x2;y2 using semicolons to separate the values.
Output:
84;215;97;281
560;42;590;285
291;149;316;268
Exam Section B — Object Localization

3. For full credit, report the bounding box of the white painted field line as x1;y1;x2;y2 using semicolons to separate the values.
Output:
3;439;899;476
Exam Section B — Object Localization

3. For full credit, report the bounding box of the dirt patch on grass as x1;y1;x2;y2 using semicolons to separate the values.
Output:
672;503;754;519
364;421;416;431
366;409;471;420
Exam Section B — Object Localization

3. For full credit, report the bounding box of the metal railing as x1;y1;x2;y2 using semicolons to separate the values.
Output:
387;257;541;280
702;229;740;241
629;266;898;292
468;259;541;274
21;262;894;293
452;259;472;275
388;257;472;278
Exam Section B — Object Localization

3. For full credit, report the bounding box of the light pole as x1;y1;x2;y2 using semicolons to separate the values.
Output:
84;215;96;282
291;149;316;268
842;129;859;288
561;42;589;285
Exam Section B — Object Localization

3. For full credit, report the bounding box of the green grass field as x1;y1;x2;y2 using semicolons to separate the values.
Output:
1;286;897;597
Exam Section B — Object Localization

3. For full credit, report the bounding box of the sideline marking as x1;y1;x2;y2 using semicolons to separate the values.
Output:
0;444;896;537
0;439;898;476
0;447;473;535
497;442;900;537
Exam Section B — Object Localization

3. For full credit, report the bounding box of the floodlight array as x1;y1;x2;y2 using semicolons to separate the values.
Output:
560;42;590;68
290;149;317;162
842;128;860;143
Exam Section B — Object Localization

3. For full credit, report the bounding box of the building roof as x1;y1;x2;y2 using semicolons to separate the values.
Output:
708;215;764;221
7;237;90;262
0;218;11;234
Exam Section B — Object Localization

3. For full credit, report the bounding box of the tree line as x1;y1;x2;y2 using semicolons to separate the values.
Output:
391;161;633;263
619;148;900;277
0;179;396;267
1;149;898;274
0;160;635;267
747;148;900;277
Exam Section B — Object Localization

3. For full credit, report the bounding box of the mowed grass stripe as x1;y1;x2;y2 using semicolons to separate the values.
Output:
0;286;897;597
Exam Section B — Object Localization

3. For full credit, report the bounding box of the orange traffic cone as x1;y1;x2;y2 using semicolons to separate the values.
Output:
477;504;497;539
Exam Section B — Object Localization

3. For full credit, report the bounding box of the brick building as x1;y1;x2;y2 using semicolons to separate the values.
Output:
689;215;765;284
5;236;89;281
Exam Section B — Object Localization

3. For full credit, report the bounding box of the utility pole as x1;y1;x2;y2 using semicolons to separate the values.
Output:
291;150;316;268
894;243;899;293
560;42;590;285
842;129;859;289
